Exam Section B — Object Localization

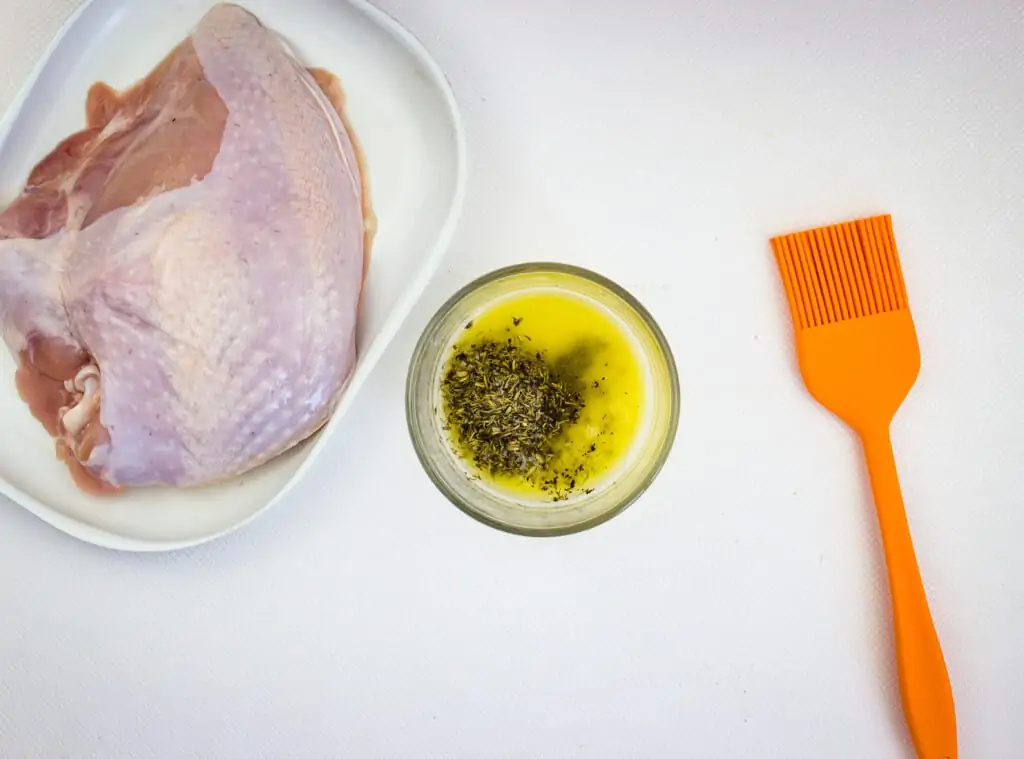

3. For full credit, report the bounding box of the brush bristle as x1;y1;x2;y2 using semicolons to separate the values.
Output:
771;214;909;330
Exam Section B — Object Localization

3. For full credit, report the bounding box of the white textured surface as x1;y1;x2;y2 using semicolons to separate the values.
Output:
1;1;1022;757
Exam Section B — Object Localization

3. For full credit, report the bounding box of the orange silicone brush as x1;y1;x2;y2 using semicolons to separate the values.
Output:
771;214;956;759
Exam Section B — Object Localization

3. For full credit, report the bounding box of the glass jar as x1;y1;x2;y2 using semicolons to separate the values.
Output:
406;263;679;536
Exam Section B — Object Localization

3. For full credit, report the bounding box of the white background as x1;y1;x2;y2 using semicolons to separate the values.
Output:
1;1;1022;757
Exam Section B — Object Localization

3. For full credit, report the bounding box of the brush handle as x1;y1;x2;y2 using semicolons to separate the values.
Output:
861;427;957;759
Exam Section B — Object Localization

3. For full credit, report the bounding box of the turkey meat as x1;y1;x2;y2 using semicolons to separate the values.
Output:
0;3;372;492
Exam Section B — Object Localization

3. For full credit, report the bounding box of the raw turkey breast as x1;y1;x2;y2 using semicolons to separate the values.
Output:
0;4;371;492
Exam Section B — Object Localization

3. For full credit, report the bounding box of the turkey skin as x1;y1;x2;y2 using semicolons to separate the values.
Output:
0;4;371;492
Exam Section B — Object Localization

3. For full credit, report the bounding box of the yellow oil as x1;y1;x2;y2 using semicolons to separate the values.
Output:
445;287;646;500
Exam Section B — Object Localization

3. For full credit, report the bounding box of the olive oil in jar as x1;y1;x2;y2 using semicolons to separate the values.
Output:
440;288;646;501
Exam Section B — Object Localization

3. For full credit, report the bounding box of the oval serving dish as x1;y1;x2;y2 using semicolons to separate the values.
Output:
0;0;467;551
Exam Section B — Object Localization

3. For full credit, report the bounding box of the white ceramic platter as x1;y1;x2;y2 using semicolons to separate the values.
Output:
0;0;467;550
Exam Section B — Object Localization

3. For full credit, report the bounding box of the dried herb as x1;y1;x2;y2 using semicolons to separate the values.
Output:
441;337;584;485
